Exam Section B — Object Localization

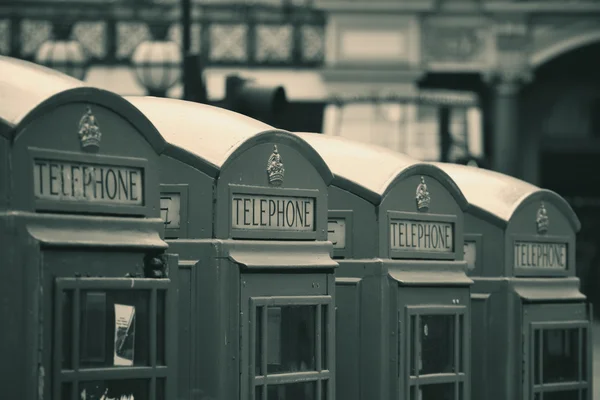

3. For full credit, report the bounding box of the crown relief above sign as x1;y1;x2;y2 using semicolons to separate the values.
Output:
78;106;102;152
266;145;285;186
416;176;431;212
536;202;550;234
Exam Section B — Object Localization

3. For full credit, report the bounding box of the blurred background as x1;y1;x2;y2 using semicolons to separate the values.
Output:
1;0;600;393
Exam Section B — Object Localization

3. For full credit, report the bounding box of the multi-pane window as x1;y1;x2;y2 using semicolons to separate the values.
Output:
531;323;589;400
407;307;467;400
54;278;171;400
250;296;332;400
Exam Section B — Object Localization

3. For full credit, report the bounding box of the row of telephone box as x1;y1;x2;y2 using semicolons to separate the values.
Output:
0;56;593;400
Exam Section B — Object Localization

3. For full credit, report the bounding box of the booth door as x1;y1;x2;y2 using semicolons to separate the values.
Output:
51;260;177;400
400;287;470;400
523;302;592;400
240;273;334;400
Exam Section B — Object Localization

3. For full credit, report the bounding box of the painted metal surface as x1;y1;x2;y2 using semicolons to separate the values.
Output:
128;99;337;400
434;162;592;400
0;58;178;400
0;56;84;129
296;132;472;400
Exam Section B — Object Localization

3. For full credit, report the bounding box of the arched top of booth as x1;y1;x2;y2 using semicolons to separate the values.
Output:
126;97;333;183
295;133;468;210
431;163;581;232
0;57;167;154
0;56;85;132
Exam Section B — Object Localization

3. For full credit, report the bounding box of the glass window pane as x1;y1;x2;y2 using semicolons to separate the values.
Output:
78;379;149;399
61;382;72;400
410;315;417;376
543;390;579;400
256;385;263;400
61;290;73;369
267;381;316;400
255;306;263;376
321;305;328;371
542;328;579;383
410;386;417;400
80;290;150;368
156;378;165;399
458;314;464;373
534;330;541;385
157;290;166;366
420;383;455;400
80;291;107;366
420;315;456;375
267;305;316;374
321;380;328;400
582;328;587;381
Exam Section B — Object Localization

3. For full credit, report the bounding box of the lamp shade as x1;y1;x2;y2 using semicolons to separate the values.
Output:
35;40;88;81
131;40;182;96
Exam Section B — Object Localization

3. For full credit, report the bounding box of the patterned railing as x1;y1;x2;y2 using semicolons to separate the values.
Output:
0;0;326;67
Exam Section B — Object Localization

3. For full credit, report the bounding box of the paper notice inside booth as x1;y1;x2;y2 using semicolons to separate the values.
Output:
114;304;136;366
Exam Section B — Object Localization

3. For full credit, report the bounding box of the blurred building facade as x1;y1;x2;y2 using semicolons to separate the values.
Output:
2;0;600;308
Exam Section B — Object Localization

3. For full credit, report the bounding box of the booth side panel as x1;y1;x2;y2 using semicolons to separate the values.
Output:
359;272;390;400
159;155;214;239
335;277;362;400
0;218;41;400
177;262;192;400
0;137;9;209
485;284;516;400
470;292;491;400
193;243;239;400
328;186;378;259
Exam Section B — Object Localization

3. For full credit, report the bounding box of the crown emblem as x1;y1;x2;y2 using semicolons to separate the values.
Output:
266;145;285;186
536;202;549;234
416;176;431;212
78;106;102;152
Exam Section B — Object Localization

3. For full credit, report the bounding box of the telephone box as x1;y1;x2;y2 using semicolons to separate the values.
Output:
433;162;593;400
0;57;178;400
125;97;338;400
296;133;473;400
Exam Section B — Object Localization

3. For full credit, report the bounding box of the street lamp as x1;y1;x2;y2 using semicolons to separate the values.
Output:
131;24;182;98
35;22;88;80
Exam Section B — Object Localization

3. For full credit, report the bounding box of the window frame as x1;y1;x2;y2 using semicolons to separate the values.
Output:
529;320;590;399
53;277;173;400
249;295;333;400
405;305;468;400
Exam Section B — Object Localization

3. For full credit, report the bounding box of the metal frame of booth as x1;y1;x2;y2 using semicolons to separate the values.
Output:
0;56;178;400
434;162;593;400
125;97;338;400
296;133;473;400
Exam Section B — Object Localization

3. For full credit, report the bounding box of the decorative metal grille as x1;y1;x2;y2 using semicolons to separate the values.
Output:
1;1;325;67
20;19;53;57
117;22;152;60
256;24;292;62
209;24;248;62
0;19;9;55
301;25;324;62
73;21;107;59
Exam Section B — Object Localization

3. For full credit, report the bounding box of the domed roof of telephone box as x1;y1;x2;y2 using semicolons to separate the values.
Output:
431;162;580;231
295;132;467;208
0;56;85;130
125;96;332;182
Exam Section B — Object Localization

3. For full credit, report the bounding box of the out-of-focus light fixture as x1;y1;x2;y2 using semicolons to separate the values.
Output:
131;24;182;98
35;22;89;80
